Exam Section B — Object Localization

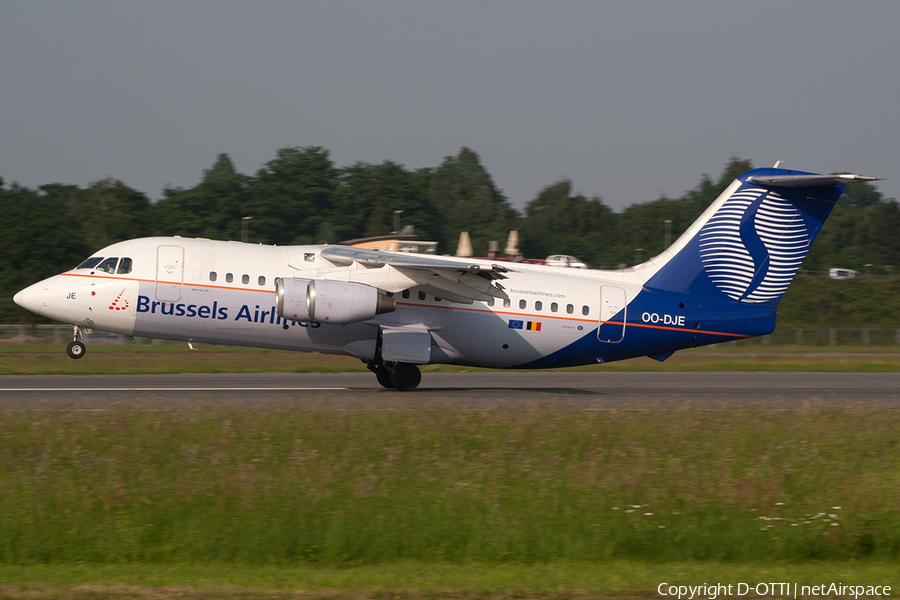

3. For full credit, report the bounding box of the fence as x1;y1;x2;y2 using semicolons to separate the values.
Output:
2;324;900;347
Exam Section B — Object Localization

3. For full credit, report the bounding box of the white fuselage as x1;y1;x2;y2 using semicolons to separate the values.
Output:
22;237;649;369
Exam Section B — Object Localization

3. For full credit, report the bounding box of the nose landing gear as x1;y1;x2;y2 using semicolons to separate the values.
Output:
66;326;86;359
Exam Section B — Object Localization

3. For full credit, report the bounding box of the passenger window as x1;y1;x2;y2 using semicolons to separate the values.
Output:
566;304;574;314
519;299;526;309
418;291;426;301
487;298;495;307
95;257;118;274
116;257;133;274
258;276;266;286
402;290;410;299
242;274;249;285
226;273;233;283
434;296;441;302
535;301;543;311
76;257;103;270
210;271;217;282
386;291;394;297
551;302;558;313
503;299;511;308
582;305;590;316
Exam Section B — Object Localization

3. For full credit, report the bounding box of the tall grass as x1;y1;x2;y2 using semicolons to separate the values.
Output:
1;402;898;564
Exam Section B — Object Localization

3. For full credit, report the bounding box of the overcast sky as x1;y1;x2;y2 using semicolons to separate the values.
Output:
2;1;898;212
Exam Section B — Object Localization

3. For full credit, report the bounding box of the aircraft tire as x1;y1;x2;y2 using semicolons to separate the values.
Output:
67;341;86;360
375;366;394;389
390;363;421;391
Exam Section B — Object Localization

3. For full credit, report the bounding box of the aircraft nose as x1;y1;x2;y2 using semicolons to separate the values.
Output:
13;281;45;316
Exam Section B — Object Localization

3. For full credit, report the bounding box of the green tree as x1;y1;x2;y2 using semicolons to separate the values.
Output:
427;148;519;255
519;180;616;266
248;147;338;244
0;183;88;322
611;158;753;265
333;161;436;242
57;178;150;251
802;182;900;273
152;154;251;240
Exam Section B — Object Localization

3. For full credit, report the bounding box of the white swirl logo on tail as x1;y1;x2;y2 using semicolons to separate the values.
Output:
699;187;809;303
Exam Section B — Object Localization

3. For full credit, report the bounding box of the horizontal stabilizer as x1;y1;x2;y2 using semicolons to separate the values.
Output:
748;173;881;188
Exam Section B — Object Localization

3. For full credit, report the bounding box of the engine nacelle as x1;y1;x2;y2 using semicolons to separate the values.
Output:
275;278;395;324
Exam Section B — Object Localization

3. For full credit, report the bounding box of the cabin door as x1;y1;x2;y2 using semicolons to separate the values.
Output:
598;285;626;343
155;245;184;302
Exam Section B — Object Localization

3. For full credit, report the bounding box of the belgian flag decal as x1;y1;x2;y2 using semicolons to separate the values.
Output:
526;321;541;331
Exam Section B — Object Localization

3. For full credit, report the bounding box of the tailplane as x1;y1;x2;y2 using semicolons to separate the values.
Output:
642;167;880;305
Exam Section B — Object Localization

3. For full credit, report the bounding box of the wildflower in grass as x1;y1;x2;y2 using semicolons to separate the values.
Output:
833;506;841;510
644;512;653;516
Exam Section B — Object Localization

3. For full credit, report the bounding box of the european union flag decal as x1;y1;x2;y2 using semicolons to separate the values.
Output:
508;320;523;329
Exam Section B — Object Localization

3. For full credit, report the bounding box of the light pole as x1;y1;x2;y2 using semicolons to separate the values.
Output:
241;216;252;243
664;219;672;249
393;210;403;234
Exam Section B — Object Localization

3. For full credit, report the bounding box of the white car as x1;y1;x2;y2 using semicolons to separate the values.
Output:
544;254;587;269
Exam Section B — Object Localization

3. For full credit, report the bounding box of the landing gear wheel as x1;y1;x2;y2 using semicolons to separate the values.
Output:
375;366;394;389
66;340;86;360
389;363;421;392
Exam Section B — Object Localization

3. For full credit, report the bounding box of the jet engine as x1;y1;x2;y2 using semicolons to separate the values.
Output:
275;278;395;324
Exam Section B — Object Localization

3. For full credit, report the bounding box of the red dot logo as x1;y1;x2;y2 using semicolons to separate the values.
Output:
109;290;130;311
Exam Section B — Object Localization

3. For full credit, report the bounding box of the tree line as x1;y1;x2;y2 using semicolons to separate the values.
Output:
2;147;898;323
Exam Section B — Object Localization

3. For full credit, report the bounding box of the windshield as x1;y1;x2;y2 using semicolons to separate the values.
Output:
117;257;133;274
76;257;103;270
95;257;119;274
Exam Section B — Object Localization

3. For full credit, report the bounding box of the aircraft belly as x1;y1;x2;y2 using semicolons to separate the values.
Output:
394;304;587;369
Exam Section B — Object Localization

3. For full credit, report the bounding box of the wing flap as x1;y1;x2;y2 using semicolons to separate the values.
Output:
320;245;511;303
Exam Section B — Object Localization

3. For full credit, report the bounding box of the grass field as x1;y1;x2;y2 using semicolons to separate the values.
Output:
1;402;898;598
0;561;897;599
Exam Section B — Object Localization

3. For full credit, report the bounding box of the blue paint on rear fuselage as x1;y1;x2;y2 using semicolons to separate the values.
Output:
515;287;777;369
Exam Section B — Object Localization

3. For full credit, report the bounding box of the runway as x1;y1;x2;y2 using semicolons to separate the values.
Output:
2;371;899;408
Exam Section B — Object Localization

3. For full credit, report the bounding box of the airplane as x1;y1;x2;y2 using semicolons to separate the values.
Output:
13;166;880;391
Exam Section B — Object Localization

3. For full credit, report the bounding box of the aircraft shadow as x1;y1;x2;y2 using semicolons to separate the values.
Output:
409;387;602;396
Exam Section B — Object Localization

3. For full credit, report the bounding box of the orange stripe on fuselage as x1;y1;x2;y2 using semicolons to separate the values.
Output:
62;274;751;338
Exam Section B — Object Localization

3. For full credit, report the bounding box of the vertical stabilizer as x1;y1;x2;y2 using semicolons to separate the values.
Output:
643;168;878;306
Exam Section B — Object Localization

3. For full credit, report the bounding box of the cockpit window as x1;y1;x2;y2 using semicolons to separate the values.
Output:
76;257;103;270
95;257;119;274
116;257;133;274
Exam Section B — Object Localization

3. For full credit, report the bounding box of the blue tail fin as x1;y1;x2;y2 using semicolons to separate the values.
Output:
644;167;877;306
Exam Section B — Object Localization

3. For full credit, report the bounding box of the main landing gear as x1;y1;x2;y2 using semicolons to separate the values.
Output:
67;326;86;359
366;359;422;392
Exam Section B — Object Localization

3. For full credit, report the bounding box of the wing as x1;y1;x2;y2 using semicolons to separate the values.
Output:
319;245;511;304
